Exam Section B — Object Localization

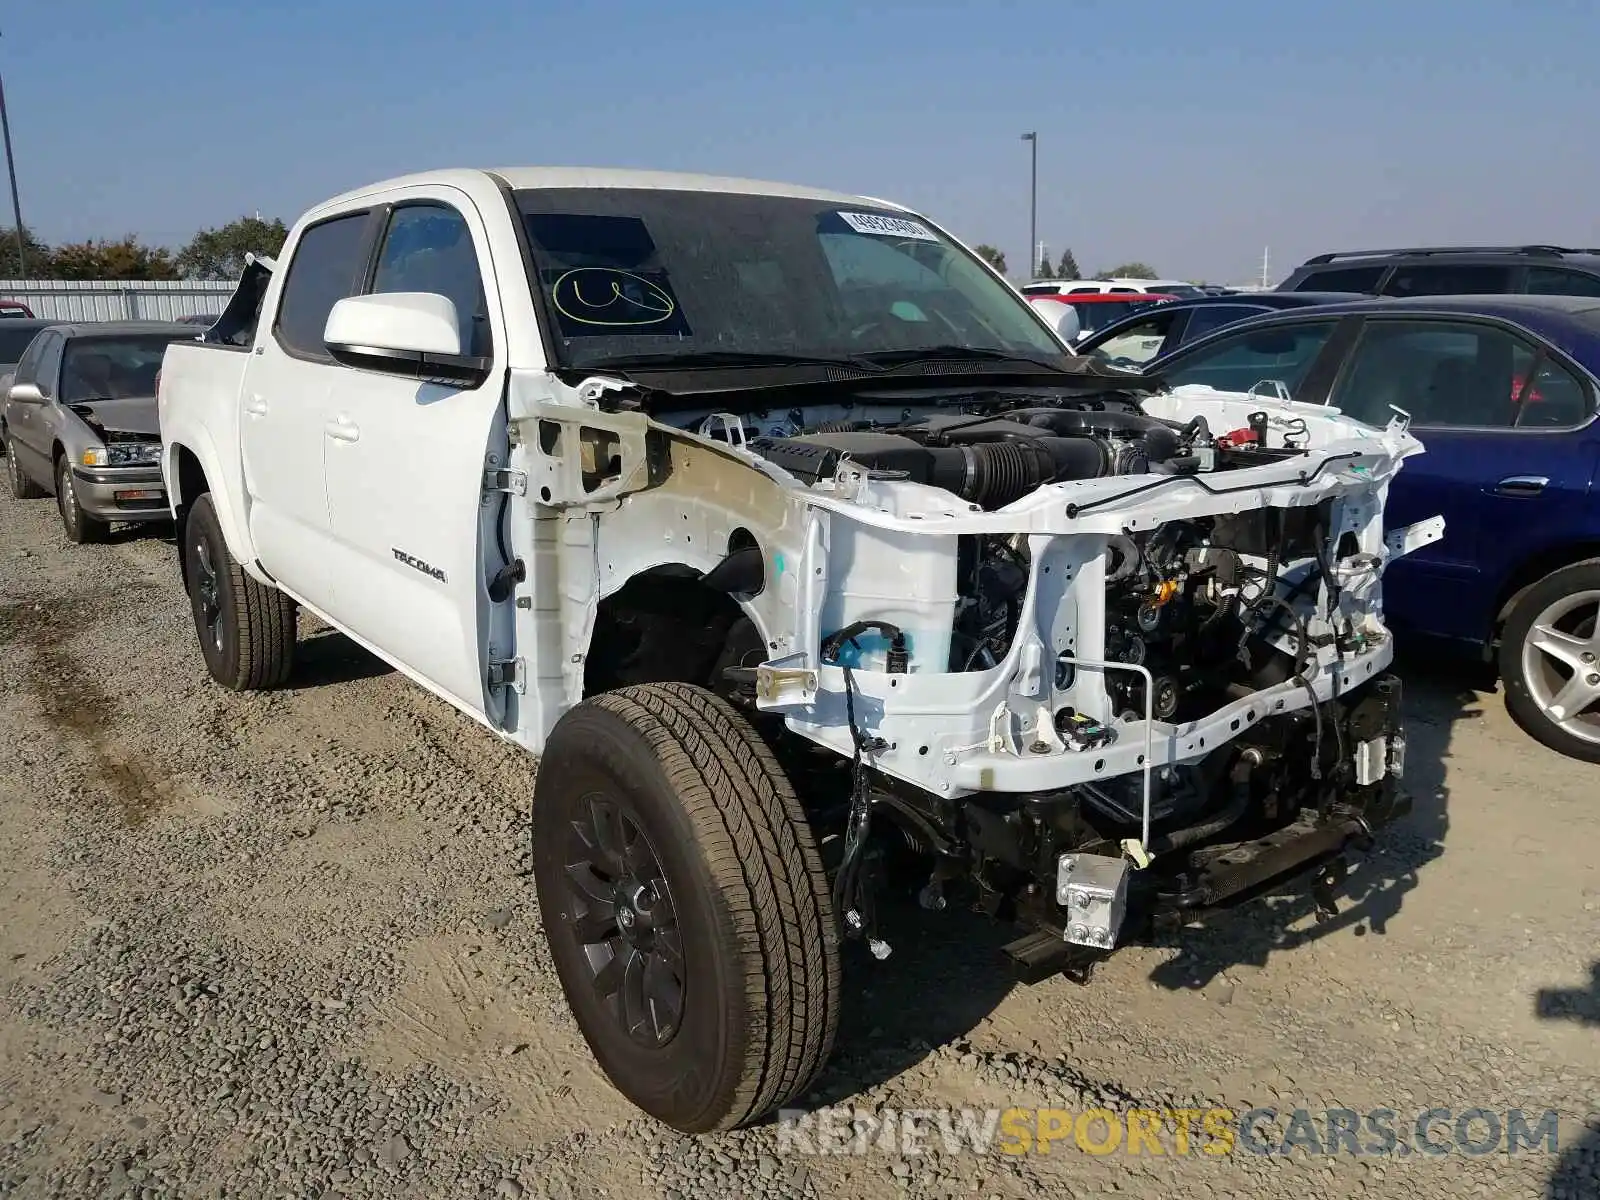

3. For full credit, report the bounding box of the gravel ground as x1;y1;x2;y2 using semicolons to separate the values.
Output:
0;483;1596;1200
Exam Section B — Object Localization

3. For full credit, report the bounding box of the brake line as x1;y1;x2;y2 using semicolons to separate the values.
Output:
1063;451;1361;519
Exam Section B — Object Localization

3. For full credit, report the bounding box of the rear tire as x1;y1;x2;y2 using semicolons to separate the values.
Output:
55;456;110;544
533;682;839;1132
1500;560;1600;763
5;431;46;499
181;492;297;690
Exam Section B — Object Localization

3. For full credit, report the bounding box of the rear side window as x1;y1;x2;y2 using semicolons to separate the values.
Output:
12;331;46;384
1526;267;1600;297
1514;355;1592;427
1161;320;1337;398
1383;263;1513;297
1326;318;1591;428
1293;265;1386;293
274;212;370;359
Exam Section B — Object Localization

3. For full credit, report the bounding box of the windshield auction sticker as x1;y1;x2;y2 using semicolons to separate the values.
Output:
836;211;939;241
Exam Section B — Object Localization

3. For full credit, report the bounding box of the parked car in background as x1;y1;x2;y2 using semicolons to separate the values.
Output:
177;313;220;326
1026;291;1177;343
1076;291;1369;368
0;299;36;318
1278;245;1600;298
1146;294;1600;761
1023;277;1203;298
3;321;198;542
0;318;54;398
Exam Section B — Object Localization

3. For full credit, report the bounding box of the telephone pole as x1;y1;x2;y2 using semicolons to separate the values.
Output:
0;33;24;277
1020;132;1037;278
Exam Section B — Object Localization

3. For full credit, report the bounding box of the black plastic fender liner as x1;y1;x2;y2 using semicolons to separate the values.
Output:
702;544;765;595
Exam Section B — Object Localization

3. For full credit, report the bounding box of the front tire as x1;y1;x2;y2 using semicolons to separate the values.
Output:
5;431;46;499
181;492;297;690
1500;560;1600;762
55;456;110;544
533;682;840;1133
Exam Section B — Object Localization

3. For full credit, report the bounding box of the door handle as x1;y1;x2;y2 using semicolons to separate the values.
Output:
1493;475;1549;498
324;415;360;443
243;395;268;417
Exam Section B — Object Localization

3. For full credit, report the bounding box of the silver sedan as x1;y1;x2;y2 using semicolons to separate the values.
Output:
2;321;198;542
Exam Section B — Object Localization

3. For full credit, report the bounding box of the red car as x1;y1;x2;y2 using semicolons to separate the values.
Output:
0;299;35;318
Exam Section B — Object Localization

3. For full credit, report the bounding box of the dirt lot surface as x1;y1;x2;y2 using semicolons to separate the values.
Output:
0;484;1596;1200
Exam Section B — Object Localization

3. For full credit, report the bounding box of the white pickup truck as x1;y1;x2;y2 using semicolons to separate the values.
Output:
159;167;1438;1134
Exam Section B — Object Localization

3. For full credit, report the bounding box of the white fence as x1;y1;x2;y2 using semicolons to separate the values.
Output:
0;279;238;322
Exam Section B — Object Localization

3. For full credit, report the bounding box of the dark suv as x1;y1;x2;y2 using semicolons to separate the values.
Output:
1277;245;1600;298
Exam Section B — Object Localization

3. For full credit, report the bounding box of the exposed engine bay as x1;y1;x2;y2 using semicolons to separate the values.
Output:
541;375;1442;976
743;396;1308;509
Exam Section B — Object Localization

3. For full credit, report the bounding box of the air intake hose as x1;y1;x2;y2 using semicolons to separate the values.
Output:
927;441;1063;508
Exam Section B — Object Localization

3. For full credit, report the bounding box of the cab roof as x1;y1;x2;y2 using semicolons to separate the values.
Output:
318;167;906;213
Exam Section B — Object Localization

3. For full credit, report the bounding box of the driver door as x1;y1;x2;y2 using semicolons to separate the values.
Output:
319;190;512;721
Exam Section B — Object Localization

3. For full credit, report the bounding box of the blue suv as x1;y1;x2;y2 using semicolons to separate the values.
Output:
1146;294;1600;761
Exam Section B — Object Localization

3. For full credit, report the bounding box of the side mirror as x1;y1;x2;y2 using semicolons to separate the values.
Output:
323;292;488;385
7;380;43;404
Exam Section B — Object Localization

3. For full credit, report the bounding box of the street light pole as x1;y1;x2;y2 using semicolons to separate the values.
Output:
0;34;23;278
1020;132;1037;279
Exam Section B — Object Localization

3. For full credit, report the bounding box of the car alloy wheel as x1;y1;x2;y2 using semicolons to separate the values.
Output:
563;792;684;1047
1519;587;1600;747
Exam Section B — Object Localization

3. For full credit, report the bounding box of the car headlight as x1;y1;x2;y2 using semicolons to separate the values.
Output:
82;442;160;467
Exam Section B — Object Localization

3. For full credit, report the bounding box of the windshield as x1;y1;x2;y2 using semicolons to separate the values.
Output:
0;326;41;366
514;188;1068;371
61;335;192;403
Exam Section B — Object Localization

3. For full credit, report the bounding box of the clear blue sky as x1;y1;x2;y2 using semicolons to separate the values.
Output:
10;0;1599;285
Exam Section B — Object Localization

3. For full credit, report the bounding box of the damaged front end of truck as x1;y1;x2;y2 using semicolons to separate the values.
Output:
511;364;1443;981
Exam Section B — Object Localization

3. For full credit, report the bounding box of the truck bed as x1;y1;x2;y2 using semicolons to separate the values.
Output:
157;340;251;528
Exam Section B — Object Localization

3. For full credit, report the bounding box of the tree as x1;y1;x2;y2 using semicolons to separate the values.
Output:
972;244;1007;274
177;215;289;280
1097;261;1158;279
1055;247;1081;278
47;236;180;281
0;225;53;278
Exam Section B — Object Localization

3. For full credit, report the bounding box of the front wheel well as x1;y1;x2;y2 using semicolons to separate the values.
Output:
169;445;212;586
171;444;211;510
583;568;763;701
